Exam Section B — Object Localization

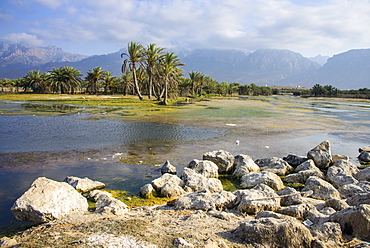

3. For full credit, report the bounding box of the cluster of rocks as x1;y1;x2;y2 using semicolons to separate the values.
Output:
8;140;370;247
140;141;370;246
10;176;128;224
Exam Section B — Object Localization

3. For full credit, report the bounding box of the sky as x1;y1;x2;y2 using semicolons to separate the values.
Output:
1;0;370;57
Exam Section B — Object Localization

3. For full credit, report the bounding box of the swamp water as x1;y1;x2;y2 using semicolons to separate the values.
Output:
0;96;369;233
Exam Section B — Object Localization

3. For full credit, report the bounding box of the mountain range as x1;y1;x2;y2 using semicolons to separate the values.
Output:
0;42;369;89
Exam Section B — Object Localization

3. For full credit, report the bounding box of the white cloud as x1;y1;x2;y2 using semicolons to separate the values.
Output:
0;33;43;46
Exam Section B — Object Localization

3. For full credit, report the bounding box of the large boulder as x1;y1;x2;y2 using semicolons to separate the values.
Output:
187;159;219;178
181;168;223;193
95;194;128;215
346;193;370;206
161;160;177;175
277;187;303;206
330;204;370;241
283;154;309;167
203;150;234;173
63;176;105;193
151;174;184;191
283;170;324;184
325;198;350;211
307;140;332;169
174;190;236;211
327;159;359;188
358;151;370;163
338;181;370;199
232;154;260;179
139;184;155;198
295;159;321;173
254;157;294;176
235;217;314;247
355;167;370;182
160;183;186;198
277;203;327;224
301;176;340;200
240;171;284;191
10;177;88;224
234;184;281;214
309;222;343;246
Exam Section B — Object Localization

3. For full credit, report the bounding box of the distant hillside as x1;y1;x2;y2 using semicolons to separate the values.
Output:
308;55;329;66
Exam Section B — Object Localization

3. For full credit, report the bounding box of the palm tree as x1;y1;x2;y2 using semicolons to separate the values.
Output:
23;70;50;93
121;42;145;100
61;66;82;94
49;67;81;94
121;71;134;96
102;71;116;94
144;43;165;99
160;52;185;105
85;67;105;94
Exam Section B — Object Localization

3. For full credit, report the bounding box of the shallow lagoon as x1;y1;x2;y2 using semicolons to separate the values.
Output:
0;95;369;233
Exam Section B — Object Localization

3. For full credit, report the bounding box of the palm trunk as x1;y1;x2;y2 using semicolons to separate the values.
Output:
148;70;153;100
161;79;168;105
132;65;143;100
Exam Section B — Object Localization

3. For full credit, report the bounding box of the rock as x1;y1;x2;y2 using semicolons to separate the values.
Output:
295;159;321;173
235;217;314;247
203;150;235;173
174;190;236;211
351;243;370;248
240;171;284;191
283;154;309;167
255;210;297;221
234;184;281;214
152;174;184;191
173;238;194;248
254;157;294;176
88;190;112;201
181;168;223;193
307;140;332;169
160;183;186;198
332;154;349;163
346;193;370;206
338;181;370;198
320;207;336;215
10;177;88;224
0;237;18;248
301;176;340;200
63;176;105;193
327;159;359;188
161;160;177;175
232;154;260;179
330;204;370;241
355;167;370;182
95;194;128;215
187;159;219;178
309;222;343;246
139;184;155;198
283;170;324;184
359;147;370;153
325;198;350;211
358;151;370;163
277;187;303;206
277;203;326;224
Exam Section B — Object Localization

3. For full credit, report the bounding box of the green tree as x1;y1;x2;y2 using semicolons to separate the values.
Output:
121;71;134;96
144;43;165;99
85;67;105;94
122;42;145;100
311;84;324;97
23;70;50;93
102;71;116;94
49;67;81;94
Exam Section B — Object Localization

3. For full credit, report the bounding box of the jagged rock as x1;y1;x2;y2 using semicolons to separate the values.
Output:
338;181;370;198
10;177;88;224
359;147;370;153
174;190;236;211
203;150;235;173
139;184;155;198
307;140;332;169
355;167;370;182
240;171;284;191
235;217;314;247
95;194;128;215
358;151;370;163
160;183;186;198
181;168;223;193
301;197;326;209
309;222;343;246
88;190;112;201
235;184;281;214
295;159;321;173
327;160;359;188
320;207;336;215
161;160;177;175
152;174;184;191
254;157;294;176
63;176;105;193
173;238;194;248
351;243;370;248
330;204;370;242
325;198;350;211
277;187;303;206
346;193;370;206
255;210;297;221
277;203;327;224
283;154;309;167
302;176;340;200
232;154;260;179
332;154;349;163
187;159;219;178
0;237;18;247
283;170;324;184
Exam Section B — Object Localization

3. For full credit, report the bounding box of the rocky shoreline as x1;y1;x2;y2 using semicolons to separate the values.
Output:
1;140;370;247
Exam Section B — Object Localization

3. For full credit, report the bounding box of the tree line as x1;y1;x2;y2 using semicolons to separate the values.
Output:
291;84;370;99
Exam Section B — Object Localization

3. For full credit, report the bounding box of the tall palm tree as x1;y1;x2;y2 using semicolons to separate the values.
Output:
23;70;49;93
85;67;105;94
49;68;68;94
121;71;134;96
144;43;165;99
49;67;81;94
102;71;116;94
61;66;82;94
121;42;145;100
160;52;185;105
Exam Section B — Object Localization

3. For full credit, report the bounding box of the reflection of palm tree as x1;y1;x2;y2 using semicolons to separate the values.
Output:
23;70;49;93
145;43;165;100
85;67;105;94
122;42;145;100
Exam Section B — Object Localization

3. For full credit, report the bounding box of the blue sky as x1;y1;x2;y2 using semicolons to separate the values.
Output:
1;0;370;57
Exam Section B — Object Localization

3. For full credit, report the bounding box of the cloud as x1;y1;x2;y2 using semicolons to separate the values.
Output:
0;33;44;46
